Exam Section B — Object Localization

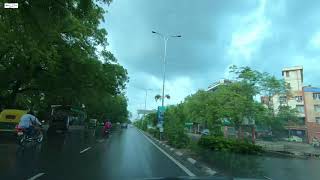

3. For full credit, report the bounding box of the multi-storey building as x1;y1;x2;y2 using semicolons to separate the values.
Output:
303;87;320;142
269;66;320;143
207;79;232;92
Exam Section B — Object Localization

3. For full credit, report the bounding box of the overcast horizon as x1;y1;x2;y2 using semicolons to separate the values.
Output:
101;0;320;119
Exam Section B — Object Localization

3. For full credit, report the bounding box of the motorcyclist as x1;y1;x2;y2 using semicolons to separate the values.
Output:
103;120;112;134
18;111;42;137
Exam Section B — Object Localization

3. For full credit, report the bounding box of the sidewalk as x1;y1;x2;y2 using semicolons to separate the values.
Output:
187;132;320;157
256;140;320;156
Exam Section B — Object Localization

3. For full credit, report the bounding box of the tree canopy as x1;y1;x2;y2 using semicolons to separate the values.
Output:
0;0;129;122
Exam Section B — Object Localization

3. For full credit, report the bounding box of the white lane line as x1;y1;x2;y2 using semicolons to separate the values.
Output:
28;173;45;180
187;158;197;164
80;147;91;154
138;129;195;177
97;139;105;143
175;151;183;156
263;176;273;180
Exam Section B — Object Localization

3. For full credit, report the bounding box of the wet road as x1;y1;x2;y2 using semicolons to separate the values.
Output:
0;126;187;179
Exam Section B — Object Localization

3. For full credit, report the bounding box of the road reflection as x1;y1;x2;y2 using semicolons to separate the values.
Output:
46;131;67;152
197;148;265;178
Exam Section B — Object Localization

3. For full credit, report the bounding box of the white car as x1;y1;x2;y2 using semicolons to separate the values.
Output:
201;129;210;136
284;135;303;142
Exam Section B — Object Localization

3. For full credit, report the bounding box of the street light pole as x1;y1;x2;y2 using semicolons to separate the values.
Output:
144;88;153;110
144;90;148;110
161;37;168;107
152;31;181;107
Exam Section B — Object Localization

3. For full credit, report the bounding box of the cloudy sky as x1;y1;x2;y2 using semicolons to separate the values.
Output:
101;0;320;119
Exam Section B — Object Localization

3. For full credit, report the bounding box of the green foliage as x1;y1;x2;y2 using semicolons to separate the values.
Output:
147;128;160;139
0;0;128;122
184;90;221;128
144;112;157;127
164;105;190;148
134;119;148;131
198;136;263;154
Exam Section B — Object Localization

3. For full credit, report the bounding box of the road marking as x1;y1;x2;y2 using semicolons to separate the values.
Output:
175;151;183;156
28;173;45;180
263;176;273;180
204;167;217;176
187;158;197;164
138;129;195;177
97;139;105;143
80;147;91;154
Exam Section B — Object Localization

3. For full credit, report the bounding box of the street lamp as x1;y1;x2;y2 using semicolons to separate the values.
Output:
152;30;182;107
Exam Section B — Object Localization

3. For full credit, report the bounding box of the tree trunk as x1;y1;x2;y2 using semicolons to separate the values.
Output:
238;125;243;139
252;125;256;144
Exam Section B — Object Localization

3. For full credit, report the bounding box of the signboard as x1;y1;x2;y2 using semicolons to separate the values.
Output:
185;122;193;126
137;109;157;115
157;106;165;123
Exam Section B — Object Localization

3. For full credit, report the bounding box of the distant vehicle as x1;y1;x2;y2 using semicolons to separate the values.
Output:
121;123;128;129
201;129;210;136
49;105;85;131
0;109;28;133
88;119;97;128
284;135;303;142
49;107;71;132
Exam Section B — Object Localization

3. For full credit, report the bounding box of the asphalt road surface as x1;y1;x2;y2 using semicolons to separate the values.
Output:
0;126;188;180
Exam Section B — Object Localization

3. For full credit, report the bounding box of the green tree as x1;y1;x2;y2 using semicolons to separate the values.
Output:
184;90;221;131
164;104;190;148
0;0;129;122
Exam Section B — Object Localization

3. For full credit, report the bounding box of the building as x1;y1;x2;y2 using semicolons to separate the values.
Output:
207;79;232;92
303;87;320;141
268;66;320;143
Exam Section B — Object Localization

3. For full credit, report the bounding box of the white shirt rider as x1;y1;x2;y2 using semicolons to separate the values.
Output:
18;114;42;128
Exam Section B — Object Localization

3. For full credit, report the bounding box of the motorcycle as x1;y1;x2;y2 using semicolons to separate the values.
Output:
15;125;43;146
312;138;320;148
103;128;110;138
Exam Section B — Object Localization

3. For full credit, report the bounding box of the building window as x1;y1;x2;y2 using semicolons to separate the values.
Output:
298;117;305;125
316;117;320;125
287;83;291;89
296;105;304;113
285;71;290;77
295;96;303;102
279;96;287;104
313;93;320;100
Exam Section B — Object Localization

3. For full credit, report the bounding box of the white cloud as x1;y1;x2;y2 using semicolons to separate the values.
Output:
165;76;195;105
126;72;195;119
290;55;320;87
308;31;320;49
228;0;271;64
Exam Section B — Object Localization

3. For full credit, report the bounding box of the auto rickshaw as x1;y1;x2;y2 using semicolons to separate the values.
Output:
0;109;28;133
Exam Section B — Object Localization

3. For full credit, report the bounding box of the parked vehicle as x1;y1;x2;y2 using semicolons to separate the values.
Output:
312;137;320;148
15;125;43;146
201;129;210;136
0;109;27;133
284;135;303;142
